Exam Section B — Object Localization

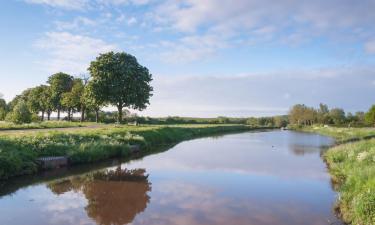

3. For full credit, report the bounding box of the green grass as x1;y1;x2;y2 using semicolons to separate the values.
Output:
295;125;375;225
0;124;254;180
0;121;86;130
297;125;375;143
325;139;375;225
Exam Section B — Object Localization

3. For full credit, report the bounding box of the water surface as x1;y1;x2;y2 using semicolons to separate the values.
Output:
0;131;344;225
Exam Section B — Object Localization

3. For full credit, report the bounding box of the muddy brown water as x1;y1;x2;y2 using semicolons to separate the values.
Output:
0;130;345;225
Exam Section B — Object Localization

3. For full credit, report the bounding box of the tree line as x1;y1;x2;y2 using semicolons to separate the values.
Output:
288;103;375;127
0;52;153;124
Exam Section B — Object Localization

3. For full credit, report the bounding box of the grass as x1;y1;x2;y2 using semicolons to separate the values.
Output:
0;124;255;180
297;125;375;143
325;139;375;225
0;121;86;130
296;125;375;225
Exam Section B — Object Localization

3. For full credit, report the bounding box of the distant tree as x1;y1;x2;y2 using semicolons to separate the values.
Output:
47;72;74;120
0;98;7;120
6;99;32;124
289;104;316;126
88;52;153;123
27;86;49;120
317;103;330;124
329;108;346;125
365;105;375;126
83;81;105;123
274;115;288;127
62;78;84;121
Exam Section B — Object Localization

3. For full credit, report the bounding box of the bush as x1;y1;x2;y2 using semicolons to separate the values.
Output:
6;100;33;124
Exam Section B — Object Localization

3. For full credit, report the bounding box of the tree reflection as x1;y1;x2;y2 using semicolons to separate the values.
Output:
48;166;151;225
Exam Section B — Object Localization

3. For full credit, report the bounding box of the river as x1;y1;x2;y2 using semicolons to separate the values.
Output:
0;130;345;225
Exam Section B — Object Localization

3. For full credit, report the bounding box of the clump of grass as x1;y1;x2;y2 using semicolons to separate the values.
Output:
0;124;252;180
325;139;375;225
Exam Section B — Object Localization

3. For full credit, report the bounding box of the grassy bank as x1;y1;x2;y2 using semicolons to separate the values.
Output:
0;121;86;131
296;126;375;143
295;126;375;225
0;124;254;180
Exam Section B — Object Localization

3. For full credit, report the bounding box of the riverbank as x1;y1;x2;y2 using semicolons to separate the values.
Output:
0;124;257;180
294;126;375;225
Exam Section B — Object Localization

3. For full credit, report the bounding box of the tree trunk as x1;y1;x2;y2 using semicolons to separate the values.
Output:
95;109;99;123
67;109;71;121
41;111;45;121
80;106;85;122
57;108;61;120
117;104;123;123
47;111;51;121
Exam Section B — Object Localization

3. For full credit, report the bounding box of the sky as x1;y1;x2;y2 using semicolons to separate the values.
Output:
1;0;375;117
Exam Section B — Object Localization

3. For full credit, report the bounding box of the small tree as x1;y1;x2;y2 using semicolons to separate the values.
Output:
365;105;375;126
47;72;74;120
88;52;153;123
61;78;84;121
83;81;105;123
7;99;32;124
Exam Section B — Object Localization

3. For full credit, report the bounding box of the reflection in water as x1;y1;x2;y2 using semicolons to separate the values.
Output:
48;167;151;225
0;131;344;225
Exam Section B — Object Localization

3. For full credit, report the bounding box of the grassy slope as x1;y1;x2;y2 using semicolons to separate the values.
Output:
0;124;254;180
298;126;375;225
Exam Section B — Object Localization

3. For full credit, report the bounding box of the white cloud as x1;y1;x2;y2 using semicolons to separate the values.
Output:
55;16;97;30
25;0;88;10
127;17;137;26
34;32;117;74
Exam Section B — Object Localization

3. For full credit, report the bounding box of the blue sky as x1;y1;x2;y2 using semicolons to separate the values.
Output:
1;0;375;117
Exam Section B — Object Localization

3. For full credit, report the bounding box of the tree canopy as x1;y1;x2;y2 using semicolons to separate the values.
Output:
88;52;153;123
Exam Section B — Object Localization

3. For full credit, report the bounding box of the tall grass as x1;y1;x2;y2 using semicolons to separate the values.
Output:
325;139;375;225
0;124;253;180
0;121;85;130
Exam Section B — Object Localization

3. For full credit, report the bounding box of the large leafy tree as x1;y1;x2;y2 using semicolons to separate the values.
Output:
47;72;74;120
88;52;153;123
0;97;7;120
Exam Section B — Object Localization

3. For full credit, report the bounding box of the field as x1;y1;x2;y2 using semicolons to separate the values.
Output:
0;124;255;180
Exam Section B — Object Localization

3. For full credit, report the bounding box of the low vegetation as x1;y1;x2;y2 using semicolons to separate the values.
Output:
296;126;375;225
325;139;375;225
0;121;85;131
0;124;254;180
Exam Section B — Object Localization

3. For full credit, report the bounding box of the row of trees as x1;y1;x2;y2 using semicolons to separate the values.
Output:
289;103;374;126
0;52;153;124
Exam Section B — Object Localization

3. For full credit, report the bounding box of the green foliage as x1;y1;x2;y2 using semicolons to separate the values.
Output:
6;100;33;124
88;52;153;122
47;72;74;118
365;105;375;126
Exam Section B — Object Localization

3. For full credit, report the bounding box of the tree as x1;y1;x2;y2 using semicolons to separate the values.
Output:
83;81;105;123
0;98;7;120
317;103;330;124
27;85;49;120
329;108;346;125
6;99;32;124
365;105;375;126
62;78;84;121
88;52;153;123
47;72;74;120
289;104;316;126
